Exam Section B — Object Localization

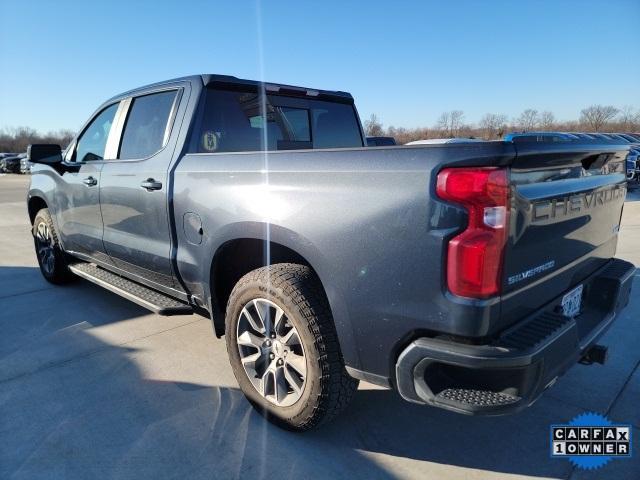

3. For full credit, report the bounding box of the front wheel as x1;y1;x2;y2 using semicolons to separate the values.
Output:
225;263;358;431
32;208;74;284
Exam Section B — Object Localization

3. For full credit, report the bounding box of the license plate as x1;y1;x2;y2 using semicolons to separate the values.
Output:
561;284;583;318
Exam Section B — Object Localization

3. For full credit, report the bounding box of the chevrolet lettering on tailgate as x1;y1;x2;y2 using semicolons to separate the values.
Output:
532;185;626;223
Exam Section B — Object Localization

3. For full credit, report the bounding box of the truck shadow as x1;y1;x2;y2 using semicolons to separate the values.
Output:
0;266;154;381
1;274;575;480
0;355;575;480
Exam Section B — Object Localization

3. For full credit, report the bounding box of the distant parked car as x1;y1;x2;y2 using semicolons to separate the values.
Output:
627;150;639;181
625;143;640;185
0;153;18;173
20;156;33;174
1;154;23;173
366;136;396;146
585;133;636;144
605;133;635;143
615;133;639;143
1;153;27;173
585;134;640;183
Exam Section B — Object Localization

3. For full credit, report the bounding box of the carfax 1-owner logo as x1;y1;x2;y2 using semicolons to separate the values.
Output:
551;413;632;470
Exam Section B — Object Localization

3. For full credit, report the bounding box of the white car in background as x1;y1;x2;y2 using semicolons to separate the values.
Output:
405;138;484;145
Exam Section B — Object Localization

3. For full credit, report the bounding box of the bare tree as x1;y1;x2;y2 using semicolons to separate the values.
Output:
450;110;465;137
617;106;639;132
364;113;384;137
479;113;508;139
580;105;619;132
436;110;465;137
518;109;539;131
435;112;450;135
539;111;556;130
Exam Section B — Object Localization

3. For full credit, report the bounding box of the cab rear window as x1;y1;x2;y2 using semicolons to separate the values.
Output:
193;88;363;153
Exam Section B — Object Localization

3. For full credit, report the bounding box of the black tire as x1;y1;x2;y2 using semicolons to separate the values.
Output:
32;208;75;284
225;263;358;431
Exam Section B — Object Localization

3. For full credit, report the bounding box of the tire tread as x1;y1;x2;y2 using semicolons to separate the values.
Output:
226;263;358;430
33;208;74;284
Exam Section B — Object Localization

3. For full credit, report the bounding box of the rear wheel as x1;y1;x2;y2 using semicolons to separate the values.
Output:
33;208;74;284
225;263;358;431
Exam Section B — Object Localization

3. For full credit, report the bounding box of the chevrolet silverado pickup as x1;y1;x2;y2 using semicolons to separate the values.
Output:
27;75;634;430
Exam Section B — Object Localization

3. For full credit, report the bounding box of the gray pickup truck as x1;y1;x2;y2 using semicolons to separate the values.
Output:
27;74;634;430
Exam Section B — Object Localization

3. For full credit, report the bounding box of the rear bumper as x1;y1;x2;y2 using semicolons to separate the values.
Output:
395;258;635;415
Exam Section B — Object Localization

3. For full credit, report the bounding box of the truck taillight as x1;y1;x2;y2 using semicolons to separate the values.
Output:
436;167;509;298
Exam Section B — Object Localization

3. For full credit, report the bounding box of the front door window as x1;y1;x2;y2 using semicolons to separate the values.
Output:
74;103;119;162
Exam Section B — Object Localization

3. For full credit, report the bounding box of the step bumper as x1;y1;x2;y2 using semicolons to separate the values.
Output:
395;258;635;415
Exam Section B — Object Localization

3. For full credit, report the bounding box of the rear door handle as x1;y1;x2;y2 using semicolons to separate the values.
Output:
83;176;97;186
140;178;162;191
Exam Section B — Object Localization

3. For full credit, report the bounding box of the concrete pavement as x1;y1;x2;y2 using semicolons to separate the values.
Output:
0;174;638;479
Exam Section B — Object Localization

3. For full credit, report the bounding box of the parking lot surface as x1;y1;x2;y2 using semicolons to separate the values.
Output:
1;174;638;480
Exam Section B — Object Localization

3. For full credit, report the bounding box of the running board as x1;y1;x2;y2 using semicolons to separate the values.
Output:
69;263;193;315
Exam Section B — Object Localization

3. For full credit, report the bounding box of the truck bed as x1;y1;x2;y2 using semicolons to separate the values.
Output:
171;136;630;381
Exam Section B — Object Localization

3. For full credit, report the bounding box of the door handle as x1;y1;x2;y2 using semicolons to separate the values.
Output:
140;178;162;191
83;176;97;186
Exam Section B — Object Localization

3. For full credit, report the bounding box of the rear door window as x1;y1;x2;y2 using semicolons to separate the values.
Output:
119;90;178;159
194;89;362;153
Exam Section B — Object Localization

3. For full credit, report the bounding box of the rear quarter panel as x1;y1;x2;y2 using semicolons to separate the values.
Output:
173;143;515;378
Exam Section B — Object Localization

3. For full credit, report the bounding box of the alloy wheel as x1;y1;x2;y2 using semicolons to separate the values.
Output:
236;298;307;407
35;221;55;275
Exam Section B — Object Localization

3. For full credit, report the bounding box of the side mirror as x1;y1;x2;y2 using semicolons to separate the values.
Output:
28;144;62;165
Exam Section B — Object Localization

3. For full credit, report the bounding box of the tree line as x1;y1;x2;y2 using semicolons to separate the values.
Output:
364;105;640;144
0;127;75;154
2;104;638;153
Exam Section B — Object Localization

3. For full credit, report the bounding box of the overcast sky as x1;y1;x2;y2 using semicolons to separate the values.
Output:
1;0;639;133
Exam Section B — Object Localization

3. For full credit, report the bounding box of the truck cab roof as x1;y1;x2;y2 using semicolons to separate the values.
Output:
108;74;353;104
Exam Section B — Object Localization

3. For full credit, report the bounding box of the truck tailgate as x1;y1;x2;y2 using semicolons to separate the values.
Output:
500;138;629;330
